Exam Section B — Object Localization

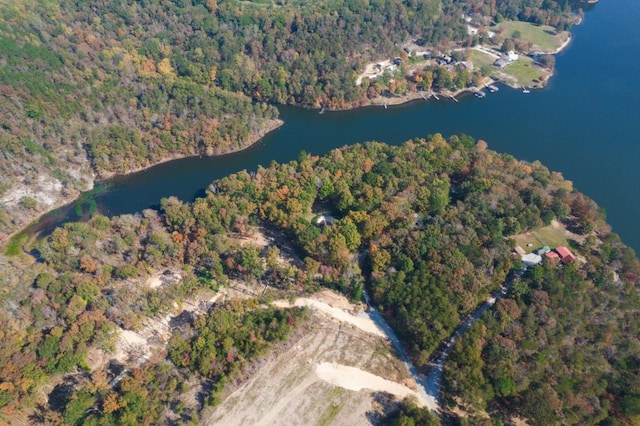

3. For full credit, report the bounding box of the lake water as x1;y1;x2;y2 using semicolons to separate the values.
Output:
40;0;640;252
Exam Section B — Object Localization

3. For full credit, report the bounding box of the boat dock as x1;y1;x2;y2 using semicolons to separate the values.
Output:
487;84;499;92
474;90;486;99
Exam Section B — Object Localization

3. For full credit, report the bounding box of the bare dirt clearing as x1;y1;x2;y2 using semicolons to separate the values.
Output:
273;291;385;338
203;291;418;426
315;362;423;401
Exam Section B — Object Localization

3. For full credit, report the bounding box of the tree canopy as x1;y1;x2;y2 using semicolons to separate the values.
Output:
1;134;637;424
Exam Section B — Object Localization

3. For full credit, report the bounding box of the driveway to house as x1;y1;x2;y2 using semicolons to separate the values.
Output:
364;268;525;411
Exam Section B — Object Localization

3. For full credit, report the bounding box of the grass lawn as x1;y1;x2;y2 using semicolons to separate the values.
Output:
490;20;569;52
513;226;569;253
469;49;496;68
503;57;544;86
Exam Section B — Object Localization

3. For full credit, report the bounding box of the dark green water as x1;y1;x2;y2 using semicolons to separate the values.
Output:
38;0;640;251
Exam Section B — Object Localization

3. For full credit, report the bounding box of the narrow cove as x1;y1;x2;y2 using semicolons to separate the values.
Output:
28;0;640;252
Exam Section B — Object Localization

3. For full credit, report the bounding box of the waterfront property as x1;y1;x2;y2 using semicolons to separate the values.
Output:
516;242;577;266
545;251;561;261
522;252;543;266
555;246;577;263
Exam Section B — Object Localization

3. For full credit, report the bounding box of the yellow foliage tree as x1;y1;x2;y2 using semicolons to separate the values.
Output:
157;58;176;79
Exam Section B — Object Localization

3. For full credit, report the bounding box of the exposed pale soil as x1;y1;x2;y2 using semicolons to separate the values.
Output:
202;305;417;426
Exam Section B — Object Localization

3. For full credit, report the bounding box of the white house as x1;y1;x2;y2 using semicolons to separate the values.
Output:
507;50;519;61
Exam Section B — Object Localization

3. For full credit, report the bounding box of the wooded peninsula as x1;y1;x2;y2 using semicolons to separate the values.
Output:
1;135;639;424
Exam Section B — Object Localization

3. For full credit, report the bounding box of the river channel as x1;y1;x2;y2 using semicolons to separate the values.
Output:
33;0;640;252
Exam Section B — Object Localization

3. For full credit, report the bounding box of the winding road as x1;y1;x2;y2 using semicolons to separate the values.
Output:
364;268;524;411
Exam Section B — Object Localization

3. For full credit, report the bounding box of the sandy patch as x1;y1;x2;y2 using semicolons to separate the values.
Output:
202;310;410;426
356;59;391;86
147;275;162;289
229;228;270;248
85;347;111;372
113;329;151;364
312;289;361;311
315;362;424;405
511;416;530;426
0;175;63;207
273;297;385;337
145;269;182;289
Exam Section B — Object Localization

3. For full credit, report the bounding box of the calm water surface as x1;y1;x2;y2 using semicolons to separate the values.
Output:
44;0;640;251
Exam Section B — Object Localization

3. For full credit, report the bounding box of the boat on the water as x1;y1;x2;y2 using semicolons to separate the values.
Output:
488;84;499;93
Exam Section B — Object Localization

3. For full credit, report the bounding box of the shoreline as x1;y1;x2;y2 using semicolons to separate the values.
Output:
362;77;505;110
2;26;575;251
344;30;574;112
95;118;284;181
2;118;284;251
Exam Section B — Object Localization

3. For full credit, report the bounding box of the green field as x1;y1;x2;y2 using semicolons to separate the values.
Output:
513;226;570;253
469;49;497;68
503;57;544;86
490;20;569;52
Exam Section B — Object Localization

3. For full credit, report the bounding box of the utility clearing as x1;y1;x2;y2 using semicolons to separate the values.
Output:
203;290;422;425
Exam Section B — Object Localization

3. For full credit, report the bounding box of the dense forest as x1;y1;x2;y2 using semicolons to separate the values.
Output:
1;135;638;424
0;0;579;246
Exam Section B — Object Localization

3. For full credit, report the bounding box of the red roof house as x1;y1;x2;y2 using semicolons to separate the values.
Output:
555;246;576;263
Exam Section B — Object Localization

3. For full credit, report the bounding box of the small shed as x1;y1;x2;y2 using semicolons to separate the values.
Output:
514;245;526;256
536;246;551;255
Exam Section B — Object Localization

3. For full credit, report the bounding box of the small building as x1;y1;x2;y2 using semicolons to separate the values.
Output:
536;246;551;255
494;57;510;69
522;253;543;267
555;246;576;263
545;251;560;261
459;61;474;71
514;245;526;256
507;51;519;61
